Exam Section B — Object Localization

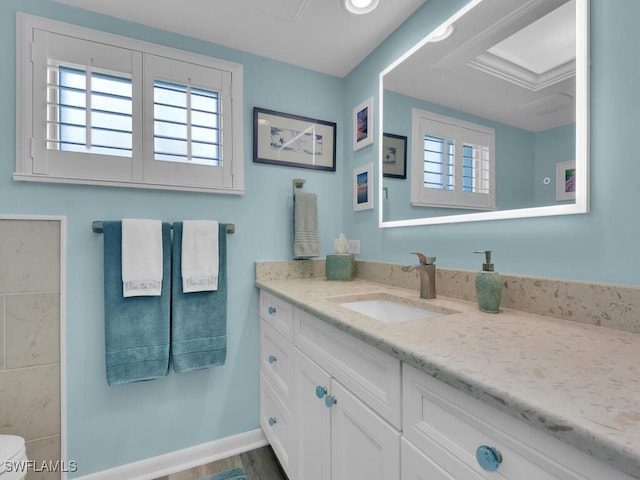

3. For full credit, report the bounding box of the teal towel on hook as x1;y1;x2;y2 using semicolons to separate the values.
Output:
171;222;227;373
103;221;171;385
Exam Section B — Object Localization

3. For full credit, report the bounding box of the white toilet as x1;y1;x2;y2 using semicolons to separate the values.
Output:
0;435;28;480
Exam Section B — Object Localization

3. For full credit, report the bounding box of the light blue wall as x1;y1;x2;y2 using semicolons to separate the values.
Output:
1;1;344;476
344;0;640;286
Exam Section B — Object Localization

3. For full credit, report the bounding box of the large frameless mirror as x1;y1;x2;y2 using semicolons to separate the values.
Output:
379;0;589;227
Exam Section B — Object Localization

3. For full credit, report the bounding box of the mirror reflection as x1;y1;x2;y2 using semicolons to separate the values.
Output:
380;0;587;225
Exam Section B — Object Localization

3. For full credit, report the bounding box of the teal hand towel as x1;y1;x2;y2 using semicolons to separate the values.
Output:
293;192;319;259
171;222;227;373
103;221;171;385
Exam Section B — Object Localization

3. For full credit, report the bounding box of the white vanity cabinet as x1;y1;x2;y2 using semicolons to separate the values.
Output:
259;290;635;480
259;291;401;480
402;364;635;480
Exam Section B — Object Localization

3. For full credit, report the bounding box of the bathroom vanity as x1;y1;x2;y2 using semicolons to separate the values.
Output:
256;261;640;480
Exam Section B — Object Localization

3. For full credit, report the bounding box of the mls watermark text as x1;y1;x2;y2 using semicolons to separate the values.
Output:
4;460;78;473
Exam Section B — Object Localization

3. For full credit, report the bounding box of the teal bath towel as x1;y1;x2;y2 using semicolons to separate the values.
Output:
103;221;171;385
171;222;227;372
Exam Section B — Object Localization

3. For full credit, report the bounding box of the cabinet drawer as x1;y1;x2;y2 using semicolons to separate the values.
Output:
260;319;293;407
294;307;401;428
260;291;294;340
401;437;483;480
260;373;293;477
403;364;633;480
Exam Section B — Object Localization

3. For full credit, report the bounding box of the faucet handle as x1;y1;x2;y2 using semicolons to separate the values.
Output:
410;252;436;265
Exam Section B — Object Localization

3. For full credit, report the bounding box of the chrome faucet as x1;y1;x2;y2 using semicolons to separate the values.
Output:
401;252;436;299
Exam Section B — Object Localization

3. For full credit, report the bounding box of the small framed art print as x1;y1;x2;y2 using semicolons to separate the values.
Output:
353;97;374;151
353;163;374;211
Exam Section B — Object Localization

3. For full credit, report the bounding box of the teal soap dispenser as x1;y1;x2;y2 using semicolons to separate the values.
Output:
473;250;503;313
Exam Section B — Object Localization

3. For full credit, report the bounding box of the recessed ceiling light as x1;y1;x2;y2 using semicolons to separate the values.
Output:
342;0;381;15
430;24;455;42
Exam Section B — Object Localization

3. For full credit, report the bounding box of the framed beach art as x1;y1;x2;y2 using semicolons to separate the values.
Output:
382;133;407;179
253;107;336;171
556;160;576;201
353;163;374;211
352;97;374;151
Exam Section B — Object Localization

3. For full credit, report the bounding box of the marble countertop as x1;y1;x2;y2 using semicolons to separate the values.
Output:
256;277;640;479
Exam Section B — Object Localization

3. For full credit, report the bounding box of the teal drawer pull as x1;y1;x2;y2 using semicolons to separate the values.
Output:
268;417;277;427
315;385;327;399
476;445;502;471
268;355;277;364
325;395;337;408
268;306;276;315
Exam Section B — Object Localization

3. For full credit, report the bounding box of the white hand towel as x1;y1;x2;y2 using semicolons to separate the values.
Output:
182;220;219;293
121;219;163;297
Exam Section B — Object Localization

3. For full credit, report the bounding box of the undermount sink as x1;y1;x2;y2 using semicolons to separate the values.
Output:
330;293;458;324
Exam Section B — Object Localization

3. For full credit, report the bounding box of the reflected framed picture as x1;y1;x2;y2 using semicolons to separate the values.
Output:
353;97;374;151
353;163;374;211
382;133;407;179
556;160;576;201
253;107;336;171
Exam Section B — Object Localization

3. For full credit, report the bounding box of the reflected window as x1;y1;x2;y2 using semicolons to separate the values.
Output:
412;109;495;210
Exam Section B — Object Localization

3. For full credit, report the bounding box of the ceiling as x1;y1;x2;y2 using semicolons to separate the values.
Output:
53;0;427;77
384;0;576;132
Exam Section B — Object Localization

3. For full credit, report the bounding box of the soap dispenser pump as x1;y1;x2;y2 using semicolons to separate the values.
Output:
473;250;503;313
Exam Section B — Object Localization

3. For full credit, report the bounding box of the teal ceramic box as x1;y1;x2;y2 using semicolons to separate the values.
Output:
326;254;355;281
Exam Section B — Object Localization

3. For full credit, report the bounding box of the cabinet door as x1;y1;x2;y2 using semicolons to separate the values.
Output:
331;379;400;480
294;349;332;480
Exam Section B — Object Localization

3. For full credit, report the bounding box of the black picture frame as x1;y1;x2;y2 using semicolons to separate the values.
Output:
382;133;407;179
253;107;337;172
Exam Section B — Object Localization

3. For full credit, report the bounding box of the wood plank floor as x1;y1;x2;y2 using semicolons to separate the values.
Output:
154;446;288;480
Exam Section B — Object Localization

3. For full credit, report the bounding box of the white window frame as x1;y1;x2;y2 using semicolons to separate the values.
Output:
411;108;495;210
15;13;244;194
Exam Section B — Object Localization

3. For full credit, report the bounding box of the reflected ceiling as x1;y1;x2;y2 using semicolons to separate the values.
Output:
384;0;576;132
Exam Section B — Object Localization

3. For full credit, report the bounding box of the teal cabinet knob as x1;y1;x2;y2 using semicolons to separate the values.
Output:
325;395;337;408
268;306;276;315
268;417;277;427
315;386;327;399
268;355;277;364
476;445;502;471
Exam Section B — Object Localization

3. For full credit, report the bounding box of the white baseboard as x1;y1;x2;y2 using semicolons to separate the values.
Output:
74;428;268;480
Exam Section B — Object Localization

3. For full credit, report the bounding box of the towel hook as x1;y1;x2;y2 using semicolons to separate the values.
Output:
292;178;305;197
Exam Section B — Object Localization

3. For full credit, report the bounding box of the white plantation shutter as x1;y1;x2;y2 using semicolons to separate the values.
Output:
16;14;243;194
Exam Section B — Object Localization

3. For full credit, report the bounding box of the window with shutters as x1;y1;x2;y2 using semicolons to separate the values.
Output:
411;109;495;210
15;14;244;194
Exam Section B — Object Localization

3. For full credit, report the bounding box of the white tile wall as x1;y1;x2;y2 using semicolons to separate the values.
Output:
0;219;61;480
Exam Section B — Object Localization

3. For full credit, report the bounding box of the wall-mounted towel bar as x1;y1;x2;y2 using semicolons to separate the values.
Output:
92;221;235;234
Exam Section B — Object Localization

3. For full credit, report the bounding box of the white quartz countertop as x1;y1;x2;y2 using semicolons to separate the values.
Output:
256;277;640;479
